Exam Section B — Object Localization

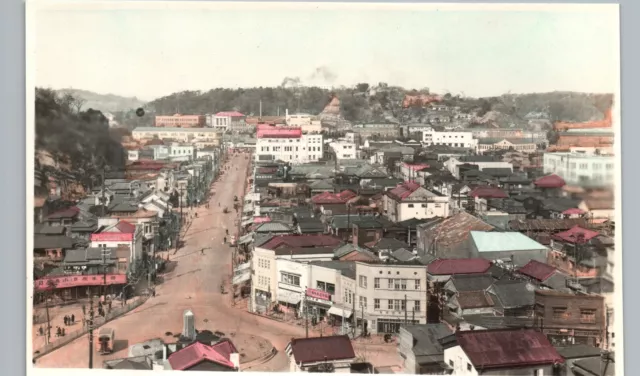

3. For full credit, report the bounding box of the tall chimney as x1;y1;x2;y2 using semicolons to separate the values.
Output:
182;310;195;341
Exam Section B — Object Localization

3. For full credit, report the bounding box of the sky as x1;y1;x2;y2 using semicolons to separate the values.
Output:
31;2;620;101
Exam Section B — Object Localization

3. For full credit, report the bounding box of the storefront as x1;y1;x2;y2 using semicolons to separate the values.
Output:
253;288;271;314
376;318;421;334
277;289;303;317
304;288;333;319
327;306;353;327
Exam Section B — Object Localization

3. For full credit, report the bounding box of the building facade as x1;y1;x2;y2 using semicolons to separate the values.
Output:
155;114;206;128
329;141;357;160
422;130;477;148
132;127;223;144
355;262;428;334
255;126;323;163
476;138;538;154
543;151;615;188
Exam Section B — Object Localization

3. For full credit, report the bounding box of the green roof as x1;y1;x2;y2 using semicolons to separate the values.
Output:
470;231;547;253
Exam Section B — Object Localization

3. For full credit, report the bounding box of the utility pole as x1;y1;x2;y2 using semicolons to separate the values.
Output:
404;294;408;325
352;292;356;338
88;293;94;369
304;289;309;338
102;249;110;299
101;166;107;217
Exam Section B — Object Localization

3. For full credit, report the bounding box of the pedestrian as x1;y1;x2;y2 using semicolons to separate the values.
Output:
223;237;227;244
61;328;66;337
82;304;86;316
63;316;68;326
39;326;43;336
108;301;112;312
201;248;204;255
71;314;75;324
56;327;61;337
152;288;156;297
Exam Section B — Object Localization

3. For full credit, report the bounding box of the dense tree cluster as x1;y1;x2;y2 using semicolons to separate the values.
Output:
35;88;126;187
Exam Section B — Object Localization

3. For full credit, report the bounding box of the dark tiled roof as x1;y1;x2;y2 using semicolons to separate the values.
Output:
461;315;535;330
490;280;536;308
418;212;494;249
508;218;588;231
46;206;80;220
402;324;453;357
110;358;153;370
274;246;336;256
449;274;494;292
260;234;342;250
573;357;615;376
542;197;582;213
297;218;325;233
456;291;494;309
34;225;66;235
555;345;602;359
33;234;76;249
455;329;564;369
370;237;408;251
481;168;513;178
391;248;416;262
310;260;357;279
288;335;355;364
469;186;508;199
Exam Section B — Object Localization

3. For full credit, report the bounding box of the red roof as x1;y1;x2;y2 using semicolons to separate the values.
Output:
456;329;564;370
115;220;137;234
534;174;566;189
216;111;245;117
388;181;422;200
427;258;492;275
468;186;508;199
167;340;238;370
253;216;272;224
403;163;430;171
552;225;601;243
517;260;557;281
260;234;342;250
288;335;355;364
562;208;585;215
256;124;302;138
311;190;356;205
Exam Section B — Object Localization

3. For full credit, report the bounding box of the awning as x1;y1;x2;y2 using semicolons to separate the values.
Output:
241;218;254;226
328;306;353;318
238;234;253;245
279;294;301;305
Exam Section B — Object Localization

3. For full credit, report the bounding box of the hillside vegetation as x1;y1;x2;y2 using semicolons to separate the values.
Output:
55;88;146;113
35;88;126;187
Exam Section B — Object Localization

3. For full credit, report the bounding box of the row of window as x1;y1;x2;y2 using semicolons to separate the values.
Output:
355;297;422;312
257;258;271;269
551;307;597;323
259;146;321;152
360;277;422;291
257;275;271;286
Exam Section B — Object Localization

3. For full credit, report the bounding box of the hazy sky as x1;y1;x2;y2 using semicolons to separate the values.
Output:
32;2;619;101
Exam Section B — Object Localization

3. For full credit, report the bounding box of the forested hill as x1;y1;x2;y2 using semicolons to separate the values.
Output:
143;85;613;126
55;88;146;114
35;88;126;188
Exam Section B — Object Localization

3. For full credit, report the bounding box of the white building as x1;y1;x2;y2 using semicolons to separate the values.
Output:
384;181;450;222
329;141;357;160
255;126;323;163
354;261;428;334
207;111;246;130
543;150;615;188
444;156;514;179
167;143;195;162
132;127;223;144
422;130;477;148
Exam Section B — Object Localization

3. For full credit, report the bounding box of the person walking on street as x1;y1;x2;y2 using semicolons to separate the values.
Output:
223;237;227;244
63;316;68;326
71;314;75;324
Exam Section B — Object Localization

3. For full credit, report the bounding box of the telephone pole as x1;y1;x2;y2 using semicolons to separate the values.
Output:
88;293;94;369
101;166;107;217
304;291;309;338
404;294;408;325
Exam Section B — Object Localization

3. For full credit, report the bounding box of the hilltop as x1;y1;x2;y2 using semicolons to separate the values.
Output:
55;88;147;113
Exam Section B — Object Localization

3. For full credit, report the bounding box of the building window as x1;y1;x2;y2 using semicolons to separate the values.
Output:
415;300;421;312
394;279;401;290
553;307;569;320
467;363;472;371
408;204;414;208
374;299;380;310
281;273;300;286
580;309;597;324
359;296;367;309
415;280;421;290
449;360;454;368
359;275;367;288
374;278;380;289
388;279;393;289
401;279;407;290
388;300;393;310
393;300;401;311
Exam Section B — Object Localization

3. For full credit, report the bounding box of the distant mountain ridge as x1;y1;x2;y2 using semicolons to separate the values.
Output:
55;88;146;113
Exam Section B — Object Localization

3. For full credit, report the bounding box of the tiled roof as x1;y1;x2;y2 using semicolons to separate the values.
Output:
288;335;355;364
508;218;588;231
34;224;66;235
33;234;76;249
468;186;508;199
311;190;356;205
387;181;422;200
254;222;293;233
490;280;536;308
449;274;494;292
534;174;566;188
216;111;245;117
517;260;557;282
256;124;302;138
428;258;492;276
46;206;80;220
456;291;494;309
455;329;564;370
167;340;237;371
552;225;601;243
260;234;342;250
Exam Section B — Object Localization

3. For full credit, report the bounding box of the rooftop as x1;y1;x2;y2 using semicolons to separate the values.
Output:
448;274;495;292
552;226;601;244
259;234;343;251
470;231;547;252
455;328;564;370
427;258;492;276
167;339;238;371
402;324;453;357
457;291;494;309
287;335;356;364
518;260;558;282
534;174;567;189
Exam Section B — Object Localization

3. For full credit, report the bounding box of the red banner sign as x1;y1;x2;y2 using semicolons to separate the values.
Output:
90;233;133;242
306;288;331;301
34;274;127;291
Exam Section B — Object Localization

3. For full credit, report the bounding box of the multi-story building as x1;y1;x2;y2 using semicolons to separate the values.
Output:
255;125;323;163
543;150;615;188
476;138;538;154
354;261;428;334
352;123;401;140
155;114;206;128
384;181;450;222
329;141;357;160
422;130;476;148
132;127;223;144
444;156;514;179
206;111;246;130
470;127;548;140
534;290;607;348
167;143;195;162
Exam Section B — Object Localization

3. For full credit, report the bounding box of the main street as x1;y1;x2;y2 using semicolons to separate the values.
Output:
35;151;402;371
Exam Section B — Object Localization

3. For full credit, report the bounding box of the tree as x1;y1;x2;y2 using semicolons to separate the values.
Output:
355;83;370;93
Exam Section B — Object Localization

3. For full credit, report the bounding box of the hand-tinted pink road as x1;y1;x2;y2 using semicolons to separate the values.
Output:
34;153;402;372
